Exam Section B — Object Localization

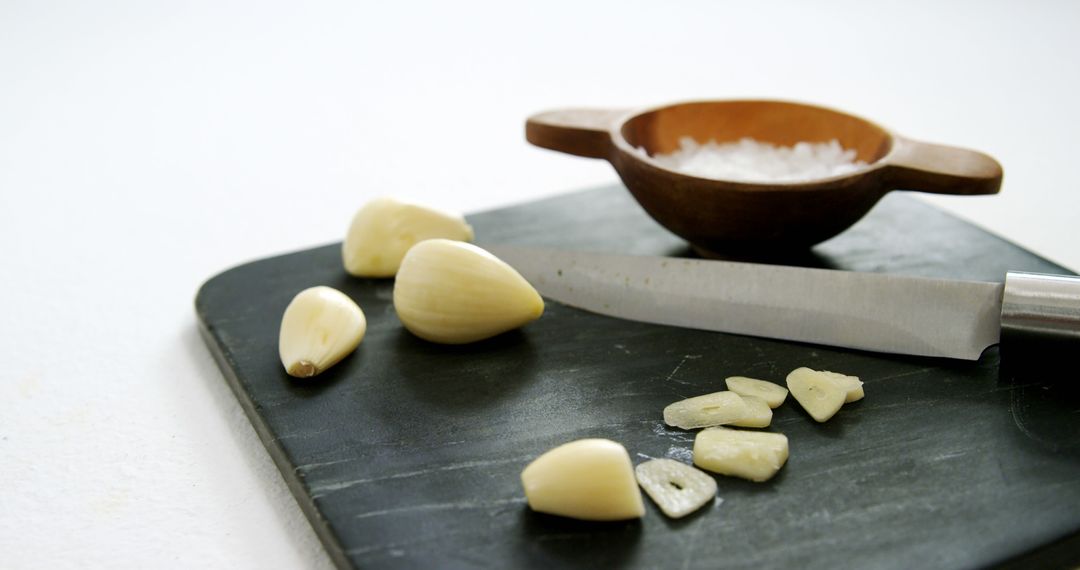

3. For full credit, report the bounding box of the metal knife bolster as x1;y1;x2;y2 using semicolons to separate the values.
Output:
1002;272;1080;348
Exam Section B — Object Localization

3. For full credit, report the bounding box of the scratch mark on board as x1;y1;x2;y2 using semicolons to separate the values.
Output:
874;367;935;382
664;354;702;385
354;497;527;520
311;455;533;497
931;450;968;462
295;459;351;472
347;529;472;557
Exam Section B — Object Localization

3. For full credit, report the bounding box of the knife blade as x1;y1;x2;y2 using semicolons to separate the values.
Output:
483;245;1080;360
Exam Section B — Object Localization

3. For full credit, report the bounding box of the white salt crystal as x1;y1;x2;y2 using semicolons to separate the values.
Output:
645;137;867;182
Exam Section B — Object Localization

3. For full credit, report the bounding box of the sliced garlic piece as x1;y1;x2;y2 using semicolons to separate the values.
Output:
728;396;773;428
663;391;748;430
342;197;474;278
786;367;847;422
635;458;717;519
521;438;644;521
393;239;544;344
693;426;789;482
821;370;865;403
725;376;789;408
278;286;366;378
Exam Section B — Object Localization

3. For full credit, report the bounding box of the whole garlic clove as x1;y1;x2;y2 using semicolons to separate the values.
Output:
342;197;475;278
521;438;645;521
279;286;367;378
393;239;544;344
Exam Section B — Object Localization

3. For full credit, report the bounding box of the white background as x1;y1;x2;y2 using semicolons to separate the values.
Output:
2;1;1077;567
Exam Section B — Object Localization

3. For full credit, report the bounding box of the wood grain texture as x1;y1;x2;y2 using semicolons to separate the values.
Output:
196;185;1079;569
527;100;1003;255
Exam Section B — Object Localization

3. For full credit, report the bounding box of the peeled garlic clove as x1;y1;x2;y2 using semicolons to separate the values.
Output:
635;458;717;519
393;239;544;344
786;367;847;422
342;197;475;278
693;426;789;482
725;376;789;408
728;396;773;428
521;438;645;521
663;391;748;430
821;370;865;403
278;286;366;378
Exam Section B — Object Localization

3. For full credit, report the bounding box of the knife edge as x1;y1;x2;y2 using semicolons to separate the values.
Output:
485;245;1004;360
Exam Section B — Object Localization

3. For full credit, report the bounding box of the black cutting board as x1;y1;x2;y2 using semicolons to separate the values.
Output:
196;185;1080;569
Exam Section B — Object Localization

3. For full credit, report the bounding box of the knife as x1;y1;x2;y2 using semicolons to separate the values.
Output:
484;245;1080;360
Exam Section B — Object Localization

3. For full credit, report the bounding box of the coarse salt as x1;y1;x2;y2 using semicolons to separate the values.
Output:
644;137;867;182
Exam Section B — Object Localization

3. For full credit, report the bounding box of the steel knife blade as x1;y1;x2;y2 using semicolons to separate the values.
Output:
483;245;1080;360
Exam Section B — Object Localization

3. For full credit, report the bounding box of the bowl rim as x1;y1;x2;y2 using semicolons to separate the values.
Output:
609;98;897;191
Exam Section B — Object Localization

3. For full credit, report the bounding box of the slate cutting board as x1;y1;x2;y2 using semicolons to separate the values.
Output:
196;185;1080;569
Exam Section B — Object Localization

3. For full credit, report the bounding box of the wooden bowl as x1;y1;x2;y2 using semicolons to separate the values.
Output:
526;100;1002;256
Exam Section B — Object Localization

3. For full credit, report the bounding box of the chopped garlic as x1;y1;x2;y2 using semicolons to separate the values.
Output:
786;367;847;422
693;426;789;482
663;391;749;430
725;376;789;408
820;370;865;403
635;458;717;519
728;396;773;428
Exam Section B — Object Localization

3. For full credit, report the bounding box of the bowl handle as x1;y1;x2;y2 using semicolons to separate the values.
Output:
525;108;626;159
884;136;1003;195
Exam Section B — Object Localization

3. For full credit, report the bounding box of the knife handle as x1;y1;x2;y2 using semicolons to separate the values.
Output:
1001;272;1080;359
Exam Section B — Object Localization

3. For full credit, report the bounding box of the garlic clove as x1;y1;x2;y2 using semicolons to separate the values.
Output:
521;438;645;521
663;391;749;430
693;426;789;482
786;367;847;422
342;197;475;278
728;395;773;428
635;458;717;519
821;370;865;403
725;376;789;408
278;286;366;378
393;239;544;344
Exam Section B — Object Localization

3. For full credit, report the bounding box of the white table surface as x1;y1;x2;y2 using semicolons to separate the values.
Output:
2;1;1077;567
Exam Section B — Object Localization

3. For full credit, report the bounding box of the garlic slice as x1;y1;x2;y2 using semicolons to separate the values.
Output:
521;438;645;521
786;367;847;422
278;286;366;378
728;396;773;428
693;426;789;482
393;239;544;344
725;376;789;408
663;391;749;430
342;197;474;278
635;458;717;519
821;370;865;403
